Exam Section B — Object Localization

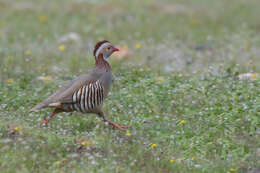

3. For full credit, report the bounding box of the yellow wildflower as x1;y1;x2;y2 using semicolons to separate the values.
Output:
59;44;66;51
252;73;258;79
81;141;86;146
55;161;61;166
238;73;258;80
43;76;51;82
180;120;185;125
170;159;175;163
40;16;47;23
156;77;164;82
151;144;157;148
7;56;12;61
120;45;128;49
14;127;19;131
7;79;14;84
150;104;156;111
25;49;31;56
125;132;131;137
135;43;142;49
191;18;198;25
191;157;195;161
230;168;235;172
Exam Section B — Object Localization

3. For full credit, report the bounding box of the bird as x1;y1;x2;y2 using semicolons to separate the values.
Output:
29;40;129;130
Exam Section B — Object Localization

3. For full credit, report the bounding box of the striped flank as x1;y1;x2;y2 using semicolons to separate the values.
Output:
71;80;104;113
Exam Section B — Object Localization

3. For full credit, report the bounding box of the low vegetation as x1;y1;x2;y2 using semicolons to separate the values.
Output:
0;0;259;172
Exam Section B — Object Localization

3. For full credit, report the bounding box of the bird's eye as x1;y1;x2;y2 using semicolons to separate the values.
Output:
107;47;111;50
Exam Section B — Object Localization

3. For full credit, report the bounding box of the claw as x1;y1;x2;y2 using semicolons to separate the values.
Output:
38;119;49;127
98;112;130;130
116;125;130;130
105;120;130;130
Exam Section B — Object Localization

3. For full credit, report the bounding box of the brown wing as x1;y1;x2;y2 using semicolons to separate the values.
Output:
29;68;105;112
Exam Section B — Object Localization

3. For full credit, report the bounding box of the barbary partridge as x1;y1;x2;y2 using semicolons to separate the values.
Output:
30;40;129;130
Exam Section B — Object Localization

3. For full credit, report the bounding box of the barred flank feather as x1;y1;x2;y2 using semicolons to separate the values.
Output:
71;80;104;113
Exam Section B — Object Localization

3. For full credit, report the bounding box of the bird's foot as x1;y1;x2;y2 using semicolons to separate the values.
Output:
39;118;50;127
116;125;130;130
105;120;130;130
110;123;130;130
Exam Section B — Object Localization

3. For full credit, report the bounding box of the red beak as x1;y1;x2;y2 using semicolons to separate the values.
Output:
113;47;119;52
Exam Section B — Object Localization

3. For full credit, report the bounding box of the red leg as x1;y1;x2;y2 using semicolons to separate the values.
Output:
98;112;130;130
104;119;130;130
39;108;60;126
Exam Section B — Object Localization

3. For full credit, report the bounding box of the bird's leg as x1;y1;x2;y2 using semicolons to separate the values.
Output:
39;108;60;126
98;112;130;130
103;119;130;130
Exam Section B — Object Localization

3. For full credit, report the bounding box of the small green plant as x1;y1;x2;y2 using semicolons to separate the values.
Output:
0;0;260;172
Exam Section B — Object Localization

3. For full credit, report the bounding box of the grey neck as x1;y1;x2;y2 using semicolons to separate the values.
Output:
95;53;111;71
102;54;109;62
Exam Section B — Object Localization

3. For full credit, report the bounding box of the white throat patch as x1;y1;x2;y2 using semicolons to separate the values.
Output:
95;42;112;58
103;54;109;62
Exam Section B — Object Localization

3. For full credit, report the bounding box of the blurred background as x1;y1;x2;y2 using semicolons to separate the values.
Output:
1;0;260;81
0;0;260;172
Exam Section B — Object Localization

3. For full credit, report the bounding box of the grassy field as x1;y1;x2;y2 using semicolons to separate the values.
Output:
0;0;260;172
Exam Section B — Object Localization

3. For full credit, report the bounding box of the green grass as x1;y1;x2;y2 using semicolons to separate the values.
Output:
0;0;260;172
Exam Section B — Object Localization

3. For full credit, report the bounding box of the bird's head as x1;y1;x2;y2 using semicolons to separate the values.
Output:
93;40;119;61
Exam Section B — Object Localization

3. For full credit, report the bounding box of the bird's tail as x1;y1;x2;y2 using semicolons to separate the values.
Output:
29;103;47;112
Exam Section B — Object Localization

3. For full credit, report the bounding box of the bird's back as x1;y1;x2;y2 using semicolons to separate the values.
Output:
30;67;112;112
